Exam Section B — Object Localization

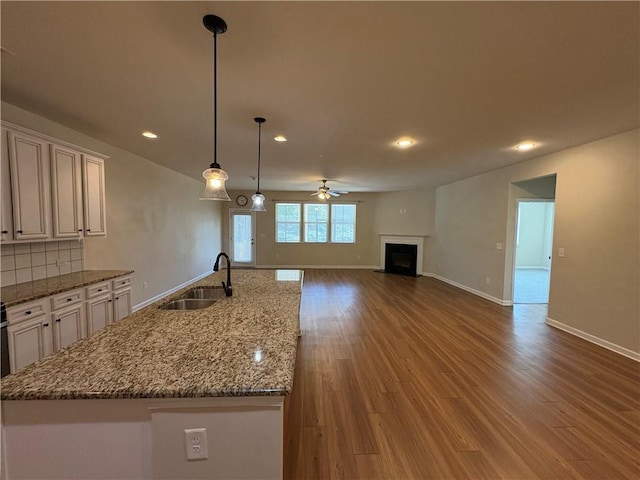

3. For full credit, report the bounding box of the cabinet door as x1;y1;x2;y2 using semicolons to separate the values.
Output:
113;288;132;322
1;128;13;242
86;295;113;336
82;154;107;236
51;144;83;238
52;304;85;351
7;130;51;240
7;315;53;373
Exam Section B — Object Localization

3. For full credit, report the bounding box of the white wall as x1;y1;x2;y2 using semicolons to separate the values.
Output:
1;102;223;307
435;129;640;355
515;201;554;268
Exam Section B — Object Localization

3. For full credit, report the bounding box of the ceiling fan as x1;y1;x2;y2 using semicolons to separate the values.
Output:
311;179;349;200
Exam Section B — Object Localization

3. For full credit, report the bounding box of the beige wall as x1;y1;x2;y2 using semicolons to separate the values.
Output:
222;191;379;268
1;102;223;307
435;129;640;354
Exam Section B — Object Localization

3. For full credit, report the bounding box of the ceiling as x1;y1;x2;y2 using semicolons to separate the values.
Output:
1;1;638;193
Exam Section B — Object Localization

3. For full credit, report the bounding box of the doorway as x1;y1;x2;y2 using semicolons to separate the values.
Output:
513;200;555;303
229;210;255;267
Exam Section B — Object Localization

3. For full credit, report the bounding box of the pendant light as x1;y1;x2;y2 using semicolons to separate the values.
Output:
200;15;231;201
250;117;267;212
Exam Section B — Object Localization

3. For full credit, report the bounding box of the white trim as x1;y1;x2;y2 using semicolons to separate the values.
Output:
132;270;212;312
546;317;640;362
426;273;512;306
257;264;378;270
379;235;426;275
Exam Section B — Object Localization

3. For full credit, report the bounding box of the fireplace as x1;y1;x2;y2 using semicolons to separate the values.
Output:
385;243;418;277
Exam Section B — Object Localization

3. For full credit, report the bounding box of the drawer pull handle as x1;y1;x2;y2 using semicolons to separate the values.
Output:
43;323;49;327
115;297;119;300
67;298;72;302
25;310;31;315
98;289;102;292
56;318;61;323
17;230;23;234
1;230;7;234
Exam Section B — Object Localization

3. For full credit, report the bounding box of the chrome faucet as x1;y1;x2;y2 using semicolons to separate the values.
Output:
213;252;232;297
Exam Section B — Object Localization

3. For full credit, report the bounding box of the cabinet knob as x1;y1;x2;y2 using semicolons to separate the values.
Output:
56;319;61;323
78;229;83;232
17;230;23;234
86;229;91;232
115;297;119;300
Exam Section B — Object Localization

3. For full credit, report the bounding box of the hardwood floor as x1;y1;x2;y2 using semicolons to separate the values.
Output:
283;269;640;479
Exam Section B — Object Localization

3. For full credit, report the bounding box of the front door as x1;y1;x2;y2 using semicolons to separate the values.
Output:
229;210;255;267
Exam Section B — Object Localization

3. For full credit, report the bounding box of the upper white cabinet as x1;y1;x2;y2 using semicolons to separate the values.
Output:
2;123;108;242
82;154;107;236
50;144;83;238
7;130;51;240
1;128;13;242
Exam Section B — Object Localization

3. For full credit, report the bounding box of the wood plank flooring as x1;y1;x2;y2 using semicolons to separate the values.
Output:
283;269;640;479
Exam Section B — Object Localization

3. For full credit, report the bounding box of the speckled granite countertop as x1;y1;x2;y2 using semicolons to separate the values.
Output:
1;270;134;307
1;269;303;400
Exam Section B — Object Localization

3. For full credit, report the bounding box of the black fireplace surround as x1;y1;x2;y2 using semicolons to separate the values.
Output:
384;243;418;277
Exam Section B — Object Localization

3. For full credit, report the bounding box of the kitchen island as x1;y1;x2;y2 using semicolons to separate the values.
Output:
1;269;303;480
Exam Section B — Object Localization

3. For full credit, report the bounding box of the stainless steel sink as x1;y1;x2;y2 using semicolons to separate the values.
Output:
182;286;227;300
159;298;217;310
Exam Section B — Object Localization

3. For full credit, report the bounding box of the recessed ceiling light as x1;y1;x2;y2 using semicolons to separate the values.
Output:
274;135;287;142
142;131;158;139
396;139;414;148
516;142;536;151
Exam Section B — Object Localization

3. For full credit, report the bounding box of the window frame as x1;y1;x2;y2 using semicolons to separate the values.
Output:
274;201;357;244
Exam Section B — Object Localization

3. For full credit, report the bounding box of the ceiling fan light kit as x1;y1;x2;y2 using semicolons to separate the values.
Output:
311;179;348;201
200;14;231;201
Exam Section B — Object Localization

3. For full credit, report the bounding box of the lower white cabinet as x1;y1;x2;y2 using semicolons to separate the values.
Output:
86;294;113;336
7;313;53;374
52;303;85;351
7;274;132;373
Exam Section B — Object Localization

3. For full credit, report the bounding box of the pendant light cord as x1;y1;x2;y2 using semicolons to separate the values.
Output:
257;121;262;192
212;31;218;168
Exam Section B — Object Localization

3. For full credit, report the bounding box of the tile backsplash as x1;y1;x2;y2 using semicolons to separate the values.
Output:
1;240;84;286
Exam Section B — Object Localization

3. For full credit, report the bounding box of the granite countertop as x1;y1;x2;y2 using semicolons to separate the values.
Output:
1;269;303;401
1;270;135;307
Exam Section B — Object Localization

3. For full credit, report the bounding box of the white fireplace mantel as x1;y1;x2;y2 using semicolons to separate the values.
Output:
379;234;427;275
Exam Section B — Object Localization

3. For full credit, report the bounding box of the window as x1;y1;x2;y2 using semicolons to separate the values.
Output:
275;202;356;244
304;204;328;242
331;204;356;243
275;203;301;243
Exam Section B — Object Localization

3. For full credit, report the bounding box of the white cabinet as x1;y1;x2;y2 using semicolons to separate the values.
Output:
50;144;83;238
7;130;51;240
86;281;113;336
52;304;85;351
1;128;13;241
82;154;107;237
112;276;132;322
1;122;108;242
50;288;86;351
6;275;131;373
6;299;52;373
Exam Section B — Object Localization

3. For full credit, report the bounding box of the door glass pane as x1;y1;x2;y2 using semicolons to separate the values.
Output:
233;214;252;263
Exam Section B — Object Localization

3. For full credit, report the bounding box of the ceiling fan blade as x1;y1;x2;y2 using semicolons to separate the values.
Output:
333;191;349;195
311;191;320;196
328;191;340;197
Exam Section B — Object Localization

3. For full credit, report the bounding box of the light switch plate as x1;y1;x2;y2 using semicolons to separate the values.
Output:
558;248;565;258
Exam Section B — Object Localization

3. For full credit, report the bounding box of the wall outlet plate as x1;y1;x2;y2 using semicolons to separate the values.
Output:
184;428;208;461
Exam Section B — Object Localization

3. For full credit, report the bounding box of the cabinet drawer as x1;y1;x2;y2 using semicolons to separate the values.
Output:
86;281;111;299
112;276;131;291
7;299;48;324
51;288;83;310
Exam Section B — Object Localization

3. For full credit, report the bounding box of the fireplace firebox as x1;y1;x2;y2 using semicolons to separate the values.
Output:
384;243;418;277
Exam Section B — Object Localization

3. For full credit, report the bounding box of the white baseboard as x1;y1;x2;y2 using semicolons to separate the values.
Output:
426;273;512;306
257;264;379;270
132;270;213;312
546;317;640;362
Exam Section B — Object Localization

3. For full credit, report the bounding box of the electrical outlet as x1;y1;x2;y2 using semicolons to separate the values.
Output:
185;428;208;461
143;282;148;290
486;277;491;285
558;247;565;258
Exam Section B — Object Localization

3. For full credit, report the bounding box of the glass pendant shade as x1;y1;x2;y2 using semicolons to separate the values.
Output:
200;164;230;201
250;192;266;211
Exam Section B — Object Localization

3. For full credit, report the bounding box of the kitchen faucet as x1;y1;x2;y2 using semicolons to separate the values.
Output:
213;252;233;297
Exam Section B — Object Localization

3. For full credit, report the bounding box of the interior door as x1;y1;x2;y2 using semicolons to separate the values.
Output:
229;210;255;267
